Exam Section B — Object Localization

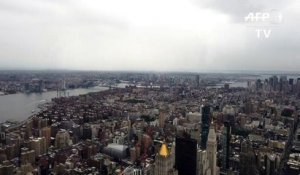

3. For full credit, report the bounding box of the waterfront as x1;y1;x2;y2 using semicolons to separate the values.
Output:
0;86;109;122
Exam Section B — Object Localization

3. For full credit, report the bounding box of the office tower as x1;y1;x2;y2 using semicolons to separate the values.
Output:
5;132;21;156
16;163;35;175
28;137;46;157
41;127;51;148
20;148;35;165
245;101;254;114
201;105;210;149
294;127;300;151
159;111;168;128
256;79;263;90
240;140;258;175
141;134;152;155
130;147;137;162
265;154;280;175
5;144;17;160
55;130;71;149
197;150;211;175
0;148;7;163
72;124;81;143
289;78;294;86
221;122;231;171
0;161;14;175
187;112;201;123
175;136;197;175
224;83;230;90
82;124;92;140
279;75;288;92
222;105;235;126
170;142;175;166
196;75;200;87
207;123;217;175
270;75;279;91
135;144;141;159
51;123;60;137
155;143;177;175
26;120;33;139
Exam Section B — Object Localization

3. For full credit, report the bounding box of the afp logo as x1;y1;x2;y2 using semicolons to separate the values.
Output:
244;9;283;39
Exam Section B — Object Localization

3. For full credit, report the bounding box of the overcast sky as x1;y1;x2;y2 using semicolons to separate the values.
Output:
0;0;299;72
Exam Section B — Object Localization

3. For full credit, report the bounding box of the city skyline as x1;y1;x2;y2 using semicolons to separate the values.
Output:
0;0;299;71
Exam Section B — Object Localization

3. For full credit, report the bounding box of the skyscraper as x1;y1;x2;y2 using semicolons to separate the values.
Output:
41;127;51;149
196;75;200;87
240;140;258;175
221;121;231;170
82;124;92;140
175;136;197;175
55;130;71;149
206;123;217;175
201;105;211;149
265;154;280;175
155;143;177;175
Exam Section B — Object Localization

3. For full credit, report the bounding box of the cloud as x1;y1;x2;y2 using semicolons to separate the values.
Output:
0;0;298;72
192;0;294;23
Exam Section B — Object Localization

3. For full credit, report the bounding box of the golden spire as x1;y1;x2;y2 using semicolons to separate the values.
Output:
159;143;169;157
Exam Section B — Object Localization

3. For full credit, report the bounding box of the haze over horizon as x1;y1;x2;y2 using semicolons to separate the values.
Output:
0;0;299;72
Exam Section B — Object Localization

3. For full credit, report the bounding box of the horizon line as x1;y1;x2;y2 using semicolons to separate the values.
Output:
0;68;300;75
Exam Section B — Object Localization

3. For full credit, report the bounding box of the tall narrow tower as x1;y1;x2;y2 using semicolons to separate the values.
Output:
155;143;177;175
221;121;231;170
207;122;217;175
201;105;211;149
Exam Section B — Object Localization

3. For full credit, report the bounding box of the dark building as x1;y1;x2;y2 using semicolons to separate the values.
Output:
264;154;279;175
289;78;294;86
201;105;211;149
269;76;279;91
221;121;231;170
224;83;230;91
82;124;92;140
196;75;200;87
256;79;263;90
175;136;197;175
240;140;258;175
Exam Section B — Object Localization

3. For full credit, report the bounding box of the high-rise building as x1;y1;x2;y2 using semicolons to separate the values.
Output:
294;127;300;151
289;78;294;86
155;143;177;175
269;76;279;91
175;136;197;175
240;140;258;175
265;154;280;175
28;137;46;157
55;130;71;149
197;150;211;175
201;105;211;149
130;147;136;162
20;148;35;165
206;123;217;175
159;111;168;128
224;83;230;90
221;121;231;170
196;75;200;87
82;124;92;140
41;127;51;149
0;161;14;175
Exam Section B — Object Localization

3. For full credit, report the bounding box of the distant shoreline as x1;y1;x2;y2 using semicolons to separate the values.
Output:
0;86;110;123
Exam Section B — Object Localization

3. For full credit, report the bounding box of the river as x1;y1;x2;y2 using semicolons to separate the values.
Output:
0;86;109;123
